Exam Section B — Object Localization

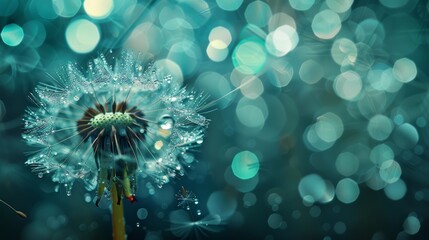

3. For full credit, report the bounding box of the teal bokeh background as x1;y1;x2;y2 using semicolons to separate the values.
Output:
1;0;429;239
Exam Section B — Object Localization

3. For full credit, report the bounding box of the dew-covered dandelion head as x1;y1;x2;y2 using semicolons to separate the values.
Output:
23;52;209;204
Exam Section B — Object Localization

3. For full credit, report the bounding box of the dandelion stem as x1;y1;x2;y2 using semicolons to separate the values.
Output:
111;185;126;240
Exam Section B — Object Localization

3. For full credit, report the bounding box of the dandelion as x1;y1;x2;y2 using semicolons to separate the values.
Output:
22;52;209;239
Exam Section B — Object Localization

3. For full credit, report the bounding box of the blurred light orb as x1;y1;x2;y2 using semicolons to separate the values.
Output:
266;25;299;57
403;215;421;235
126;22;164;55
231;151;260;180
335;152;359;177
326;0;354;13
288;0;315;11
52;0;81;18
207;40;229;62
236;98;266;128
209;26;232;46
333;71;362;101
216;0;243;11
393;123;419;149
331;38;357;66
393;58;417;83
379;160;402;184
336;178;359;204
137;208;148;220
298;174;328;204
207;191;237;220
267;213;285;229
244;1;272;27
299;60;323;84
370;144;394;165
232;39;267;75
384;179;406;201
1;24;24;47
367;114;393;141
65;19;100;53
314;112;344;143
312;10;341;39
84;0;114;19
268;12;296;31
240;77;264;99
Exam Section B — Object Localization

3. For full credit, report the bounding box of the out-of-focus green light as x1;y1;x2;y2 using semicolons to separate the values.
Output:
288;0;315;11
393;123;419;149
232;38;267;75
403;215;420;235
244;1;272;27
314;112;344;143
209;26;232;46
384;179;406;200
370;144;394;165
298;174;328;204
231;151;260;180
336;178;359;204
84;0;114;19
331;38;357;66
334;71;362;101
216;0;243;11
207;40;229;62
326;0;354;13
393;58;417;83
52;0;81;18
367;114;393;141
1;24;24;47
65;19;100;54
335;152;359;177
265;25;299;57
379;160;401;184
312;9;341;39
299;60;323;84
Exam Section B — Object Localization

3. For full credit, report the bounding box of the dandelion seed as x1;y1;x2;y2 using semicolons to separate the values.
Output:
23;52;209;239
176;186;198;210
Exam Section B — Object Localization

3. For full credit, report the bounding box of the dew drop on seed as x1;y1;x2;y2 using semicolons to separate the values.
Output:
38;173;43;178
159;115;174;130
136;222;140;228
74;96;80;101
197;209;202;215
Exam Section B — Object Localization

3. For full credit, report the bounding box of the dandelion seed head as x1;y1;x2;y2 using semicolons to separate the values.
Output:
23;52;209;201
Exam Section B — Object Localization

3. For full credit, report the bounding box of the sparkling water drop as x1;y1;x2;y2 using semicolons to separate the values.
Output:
159;115;174;130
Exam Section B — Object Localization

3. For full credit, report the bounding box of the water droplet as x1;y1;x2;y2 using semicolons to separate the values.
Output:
159;115;174;130
194;198;199;205
73;95;80;101
54;185;60;192
38;172;43;178
197;209;202;215
136;222;140;228
84;193;92;203
196;139;203;144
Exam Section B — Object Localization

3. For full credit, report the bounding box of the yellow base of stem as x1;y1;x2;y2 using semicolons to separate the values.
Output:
111;185;126;240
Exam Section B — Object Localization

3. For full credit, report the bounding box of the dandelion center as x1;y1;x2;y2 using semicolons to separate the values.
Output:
89;112;134;129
